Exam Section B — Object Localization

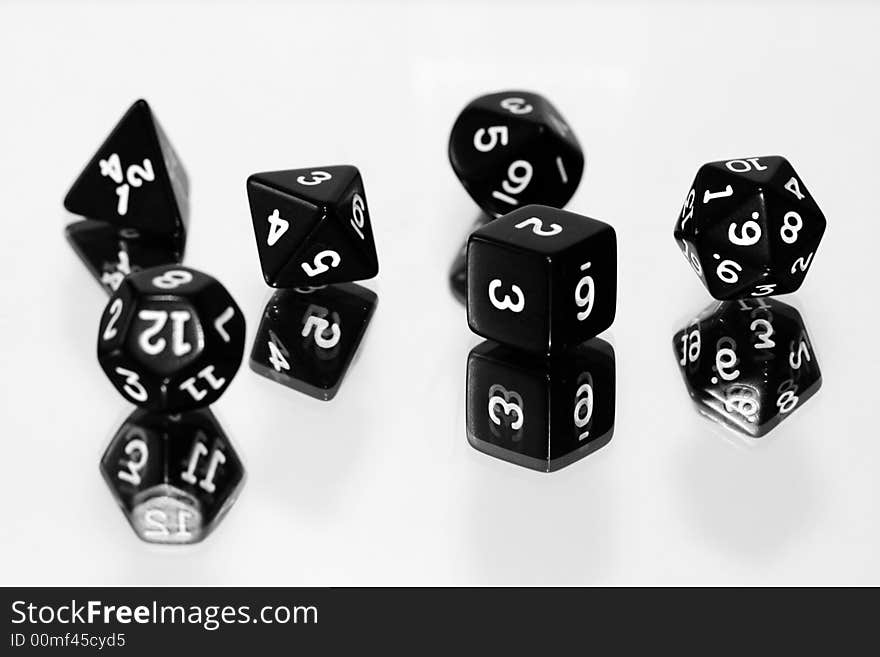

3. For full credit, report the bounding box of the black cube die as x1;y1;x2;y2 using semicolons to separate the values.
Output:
467;205;616;354
466;338;615;472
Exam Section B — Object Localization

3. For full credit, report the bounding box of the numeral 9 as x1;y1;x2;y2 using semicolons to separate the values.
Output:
574;263;594;321
728;216;761;246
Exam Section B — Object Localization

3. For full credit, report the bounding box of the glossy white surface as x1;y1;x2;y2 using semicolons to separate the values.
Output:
1;0;877;585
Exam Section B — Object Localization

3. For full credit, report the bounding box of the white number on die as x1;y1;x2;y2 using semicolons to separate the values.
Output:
180;437;225;494
137;309;193;357
488;279;525;313
715;347;740;382
473;126;509;153
575;262;595;321
491;160;533;208
267;332;291;373
515;216;562;237
152;269;193;290
728;214;762;246
296;171;332;186
302;311;341;349
266;209;289;246
301;250;342;278
573;381;594;441
350;193;366;240
780;211;803;244
117;432;149;486
103;298;124;341
500;97;533;115
115;366;148;402
488;386;524;430
679;328;701;366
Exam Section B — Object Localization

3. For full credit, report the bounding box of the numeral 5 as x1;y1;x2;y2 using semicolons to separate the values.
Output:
301;250;341;278
473;126;509;152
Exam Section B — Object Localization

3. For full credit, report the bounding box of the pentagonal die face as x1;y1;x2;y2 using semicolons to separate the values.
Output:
449;91;584;217
673;155;826;300
467;205;616;354
673;298;822;437
100;408;245;544
96;265;245;412
466;339;615;472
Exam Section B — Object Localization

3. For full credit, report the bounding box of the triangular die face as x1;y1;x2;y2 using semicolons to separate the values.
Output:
764;159;825;219
274;216;378;288
329;173;379;276
691;164;757;236
153;115;190;228
696;190;771;271
704;155;784;186
698;245;768;300
63;100;184;236
762;186;826;291
247;179;324;286
251;166;359;207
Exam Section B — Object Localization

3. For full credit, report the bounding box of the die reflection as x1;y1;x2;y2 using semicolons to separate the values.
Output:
449;213;493;306
65;219;184;295
672;297;821;437
466;338;615;472
249;283;377;400
100;407;244;545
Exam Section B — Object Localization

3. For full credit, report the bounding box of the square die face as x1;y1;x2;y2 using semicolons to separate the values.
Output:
467;235;550;353
552;224;617;351
475;205;610;255
466;343;549;471
547;339;616;466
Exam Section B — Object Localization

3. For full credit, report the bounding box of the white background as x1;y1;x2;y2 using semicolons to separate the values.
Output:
1;0;878;586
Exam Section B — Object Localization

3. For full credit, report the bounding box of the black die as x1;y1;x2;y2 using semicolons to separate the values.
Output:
97;265;245;412
466;338;615;472
65;220;184;295
100;408;244;544
673;298;822;437
449;213;493;306
64;99;189;239
249;283;377;400
449;90;584;217
467;205;616;354
674;155;826;299
247;166;379;287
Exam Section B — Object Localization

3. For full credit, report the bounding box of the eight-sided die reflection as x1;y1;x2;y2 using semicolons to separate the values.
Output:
249;283;378;400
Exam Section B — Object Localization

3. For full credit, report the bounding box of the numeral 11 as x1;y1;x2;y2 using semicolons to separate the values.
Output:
180;439;226;493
